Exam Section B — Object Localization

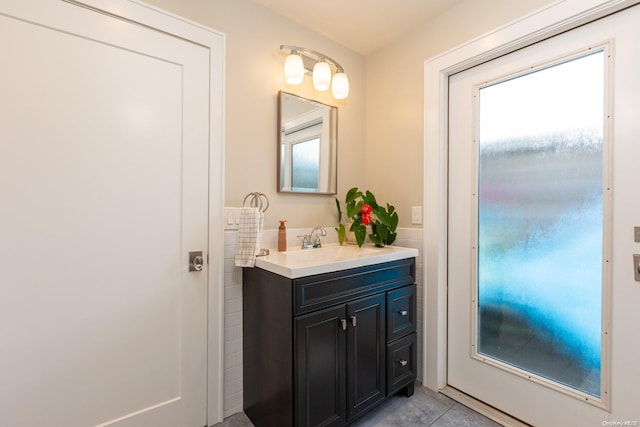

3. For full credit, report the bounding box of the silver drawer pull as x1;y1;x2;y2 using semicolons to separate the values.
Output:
350;316;357;327
399;310;408;316
398;360;408;367
341;319;347;331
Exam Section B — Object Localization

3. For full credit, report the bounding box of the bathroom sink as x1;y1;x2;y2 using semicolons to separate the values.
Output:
284;244;380;262
254;243;418;278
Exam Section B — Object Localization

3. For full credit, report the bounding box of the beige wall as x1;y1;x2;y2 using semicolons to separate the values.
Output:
144;0;555;230
145;0;367;229
366;0;555;227
139;0;562;419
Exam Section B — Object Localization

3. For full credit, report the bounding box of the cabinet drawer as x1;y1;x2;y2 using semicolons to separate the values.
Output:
294;258;415;315
386;284;416;342
386;332;416;396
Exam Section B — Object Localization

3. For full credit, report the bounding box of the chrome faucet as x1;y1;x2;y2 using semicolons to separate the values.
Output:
301;226;326;249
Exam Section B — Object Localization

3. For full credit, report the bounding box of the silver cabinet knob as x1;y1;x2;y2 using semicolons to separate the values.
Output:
398;360;408;367
399;310;408;316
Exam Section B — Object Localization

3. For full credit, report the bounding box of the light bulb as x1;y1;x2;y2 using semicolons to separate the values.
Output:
313;61;331;91
331;72;349;99
284;53;304;85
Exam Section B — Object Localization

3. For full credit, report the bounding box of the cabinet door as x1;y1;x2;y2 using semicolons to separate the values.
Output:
295;305;347;427
346;293;386;420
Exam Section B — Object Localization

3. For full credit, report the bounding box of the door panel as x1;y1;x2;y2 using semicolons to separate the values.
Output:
347;293;386;420
448;6;640;425
295;305;347;427
0;2;210;426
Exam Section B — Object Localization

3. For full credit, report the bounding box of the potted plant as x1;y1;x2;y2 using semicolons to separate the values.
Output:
335;187;399;247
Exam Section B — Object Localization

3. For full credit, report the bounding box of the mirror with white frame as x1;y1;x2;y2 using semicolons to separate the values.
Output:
277;91;337;194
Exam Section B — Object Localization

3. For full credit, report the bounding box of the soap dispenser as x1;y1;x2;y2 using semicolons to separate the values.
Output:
278;220;287;252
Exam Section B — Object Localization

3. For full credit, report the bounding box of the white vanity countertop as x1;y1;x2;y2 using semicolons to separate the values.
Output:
254;243;419;279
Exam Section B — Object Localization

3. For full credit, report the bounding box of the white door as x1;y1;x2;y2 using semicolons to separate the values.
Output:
0;2;211;426
448;6;640;425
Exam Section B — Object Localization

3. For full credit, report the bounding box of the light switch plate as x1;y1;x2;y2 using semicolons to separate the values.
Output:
224;207;243;230
635;226;640;242
411;206;422;225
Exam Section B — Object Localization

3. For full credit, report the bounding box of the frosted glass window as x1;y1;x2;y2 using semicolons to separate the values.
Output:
476;52;604;397
291;138;320;192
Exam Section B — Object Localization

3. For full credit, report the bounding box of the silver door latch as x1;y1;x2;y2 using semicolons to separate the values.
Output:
189;251;203;272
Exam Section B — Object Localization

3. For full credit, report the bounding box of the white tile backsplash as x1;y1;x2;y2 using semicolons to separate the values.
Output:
221;226;424;418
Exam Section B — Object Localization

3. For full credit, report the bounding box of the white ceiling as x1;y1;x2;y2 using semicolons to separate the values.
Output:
251;0;466;56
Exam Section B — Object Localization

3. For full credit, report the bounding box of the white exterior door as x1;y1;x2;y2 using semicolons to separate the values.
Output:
448;5;640;425
0;1;219;426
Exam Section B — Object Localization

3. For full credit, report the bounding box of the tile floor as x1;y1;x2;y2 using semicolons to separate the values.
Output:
214;385;502;427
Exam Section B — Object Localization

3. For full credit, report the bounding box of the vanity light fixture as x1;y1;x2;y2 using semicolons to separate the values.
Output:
280;45;349;99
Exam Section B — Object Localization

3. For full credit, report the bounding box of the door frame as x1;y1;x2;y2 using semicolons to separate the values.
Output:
422;0;638;392
72;1;226;424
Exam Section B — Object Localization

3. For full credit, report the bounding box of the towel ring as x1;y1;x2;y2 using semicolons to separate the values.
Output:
243;192;269;212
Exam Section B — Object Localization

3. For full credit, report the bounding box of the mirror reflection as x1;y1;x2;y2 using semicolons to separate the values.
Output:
278;91;337;194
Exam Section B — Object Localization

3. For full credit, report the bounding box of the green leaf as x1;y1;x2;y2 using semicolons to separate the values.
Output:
386;232;397;246
354;224;367;247
387;203;396;216
335;198;342;223
389;211;399;231
347;200;363;219
376;208;391;226
377;224;389;240
335;223;346;245
363;190;378;208
369;233;382;246
345;187;362;204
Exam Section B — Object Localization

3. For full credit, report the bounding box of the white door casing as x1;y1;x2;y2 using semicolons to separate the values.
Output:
424;0;640;422
0;1;224;425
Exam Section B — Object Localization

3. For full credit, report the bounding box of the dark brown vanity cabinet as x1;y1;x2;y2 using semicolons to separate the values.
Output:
295;292;386;426
243;257;417;427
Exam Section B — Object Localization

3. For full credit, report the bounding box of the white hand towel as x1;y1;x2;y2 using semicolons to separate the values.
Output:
234;207;263;267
